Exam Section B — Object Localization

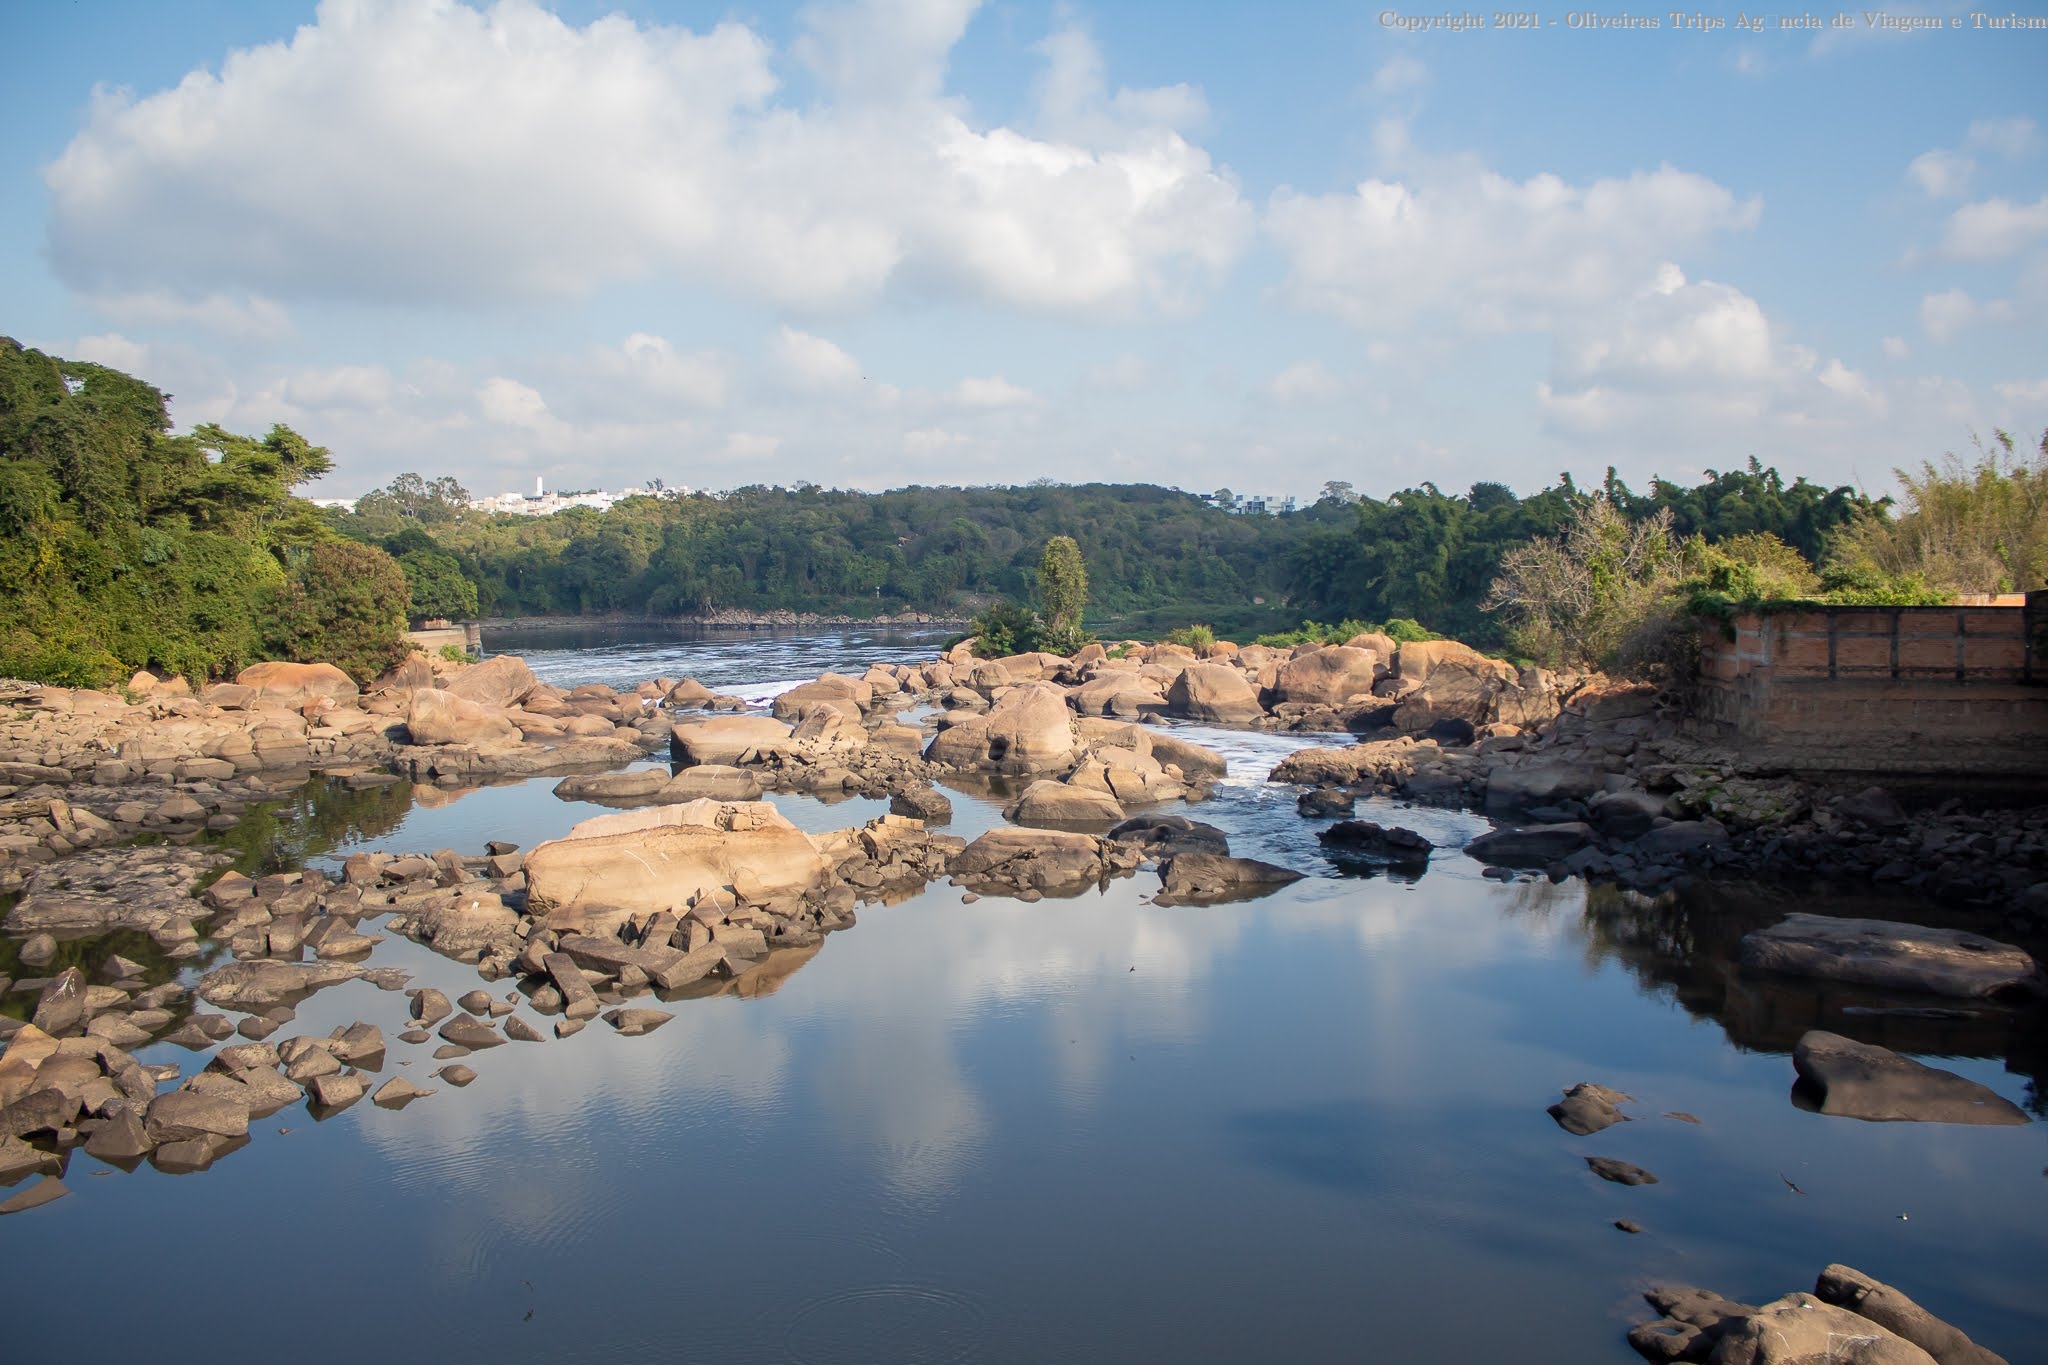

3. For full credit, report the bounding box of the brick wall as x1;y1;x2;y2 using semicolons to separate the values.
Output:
1694;596;2048;776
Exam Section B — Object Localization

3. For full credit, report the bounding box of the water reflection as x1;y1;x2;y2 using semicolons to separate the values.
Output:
1580;880;2048;1114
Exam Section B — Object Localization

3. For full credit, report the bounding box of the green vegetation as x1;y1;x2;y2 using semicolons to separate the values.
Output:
1825;429;2047;597
1035;535;1091;655
1163;624;1216;651
0;337;410;686
1254;618;1441;648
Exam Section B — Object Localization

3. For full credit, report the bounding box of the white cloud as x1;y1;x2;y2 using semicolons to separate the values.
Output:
1083;352;1153;391
477;376;558;431
1940;194;2048;260
1907;148;1974;199
595;333;727;409
771;327;864;391
83;288;291;338
43;0;1249;320
1266;164;1760;334
951;375;1035;408
1965;115;2040;159
1539;267;1886;436
281;363;397;409
69;331;152;375
903;426;967;453
1371;55;1428;96
718;431;782;462
1881;335;1911;359
1994;376;2048;403
1920;287;2015;342
1262;361;1344;403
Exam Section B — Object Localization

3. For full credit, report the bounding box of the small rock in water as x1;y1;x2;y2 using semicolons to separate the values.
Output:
1548;1082;1634;1136
554;1019;585;1039
433;1064;478;1087
432;1045;470;1060
503;1016;544;1043
308;1072;366;1111
371;1077;433;1109
604;1008;673;1037
398;1029;430;1045
18;934;58;968
1585;1156;1658;1186
235;1016;281;1042
410;988;453;1027
1664;1112;1701;1125
1613;1219;1642;1234
457;990;493;1017
439;1016;503;1050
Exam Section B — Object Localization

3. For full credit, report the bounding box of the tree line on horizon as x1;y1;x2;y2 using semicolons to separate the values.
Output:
2;336;2039;687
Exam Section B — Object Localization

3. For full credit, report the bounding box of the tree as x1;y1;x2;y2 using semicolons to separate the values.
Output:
1482;495;1683;669
396;548;480;622
1826;429;2048;595
262;540;411;682
1037;535;1089;650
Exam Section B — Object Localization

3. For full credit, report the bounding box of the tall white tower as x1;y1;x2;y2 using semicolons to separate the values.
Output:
535;475;544;497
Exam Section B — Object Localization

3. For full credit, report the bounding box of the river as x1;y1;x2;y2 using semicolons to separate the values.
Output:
3;626;2043;1363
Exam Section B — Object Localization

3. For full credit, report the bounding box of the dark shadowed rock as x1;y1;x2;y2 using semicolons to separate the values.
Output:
1741;916;2046;1001
1792;1031;2028;1126
1464;822;1593;867
1296;787;1355;818
1106;813;1230;857
1585;1156;1657;1185
1318;820;1432;868
1548;1082;1633;1136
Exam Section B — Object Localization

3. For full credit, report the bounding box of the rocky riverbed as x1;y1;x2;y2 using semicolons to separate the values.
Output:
1;630;2042;1359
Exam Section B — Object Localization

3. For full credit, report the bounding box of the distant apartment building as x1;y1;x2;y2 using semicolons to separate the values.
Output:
467;477;686;516
1205;490;1299;515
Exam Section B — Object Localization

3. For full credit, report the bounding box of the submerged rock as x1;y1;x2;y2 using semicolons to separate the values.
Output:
1585;1156;1657;1186
195;960;362;1009
1153;852;1303;906
1792;1031;2028;1126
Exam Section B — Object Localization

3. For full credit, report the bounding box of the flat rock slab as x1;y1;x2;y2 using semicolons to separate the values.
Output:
1793;1030;2028;1126
3;846;228;937
1741;914;2046;1001
195;960;363;1009
0;1176;69;1215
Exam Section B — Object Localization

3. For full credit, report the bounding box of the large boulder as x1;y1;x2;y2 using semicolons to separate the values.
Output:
1741;915;2046;1001
524;801;833;934
948;827;1114;895
1166;665;1265;725
1392;640;1517;730
924;684;1075;771
1792;1031;2028;1125
234;661;359;709
1813;1264;2012;1365
1271;647;1380;707
443;654;539;709
1709;1293;1938;1365
1004;779;1124;826
669;714;795;766
1068;672;1166;718
406;688;520;746
1154;852;1303;905
771;674;872;720
1066;746;1186;806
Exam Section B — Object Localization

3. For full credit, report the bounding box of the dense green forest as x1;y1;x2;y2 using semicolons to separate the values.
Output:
334;461;1884;646
0;337;410;685
3;337;1942;686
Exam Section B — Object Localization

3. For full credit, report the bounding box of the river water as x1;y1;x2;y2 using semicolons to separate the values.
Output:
3;627;2044;1363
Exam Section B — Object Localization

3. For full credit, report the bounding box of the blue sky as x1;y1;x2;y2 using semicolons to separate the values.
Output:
2;0;2042;502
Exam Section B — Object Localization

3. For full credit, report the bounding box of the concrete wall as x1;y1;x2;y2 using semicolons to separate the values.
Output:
1694;597;2048;776
404;624;482;655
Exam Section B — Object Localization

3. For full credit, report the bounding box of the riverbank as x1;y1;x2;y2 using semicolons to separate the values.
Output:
479;609;970;631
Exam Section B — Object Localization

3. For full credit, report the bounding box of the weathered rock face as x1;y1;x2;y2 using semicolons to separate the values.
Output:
1166;665;1265;725
669;715;795;766
1075;721;1229;781
407;689;519;746
235;661;360;709
1107;813;1231;857
1740;915;2046;1001
1710;1293;1937;1365
1067;672;1166;718
925;685;1077;772
1812;1264;2012;1365
1270;737;1428;787
195;960;364;1009
1271;647;1380;708
1792;1030;2028;1125
443;654;539;709
525;800;833;933
771;674;872;720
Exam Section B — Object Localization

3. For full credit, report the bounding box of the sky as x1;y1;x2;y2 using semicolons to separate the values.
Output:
1;0;2043;503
